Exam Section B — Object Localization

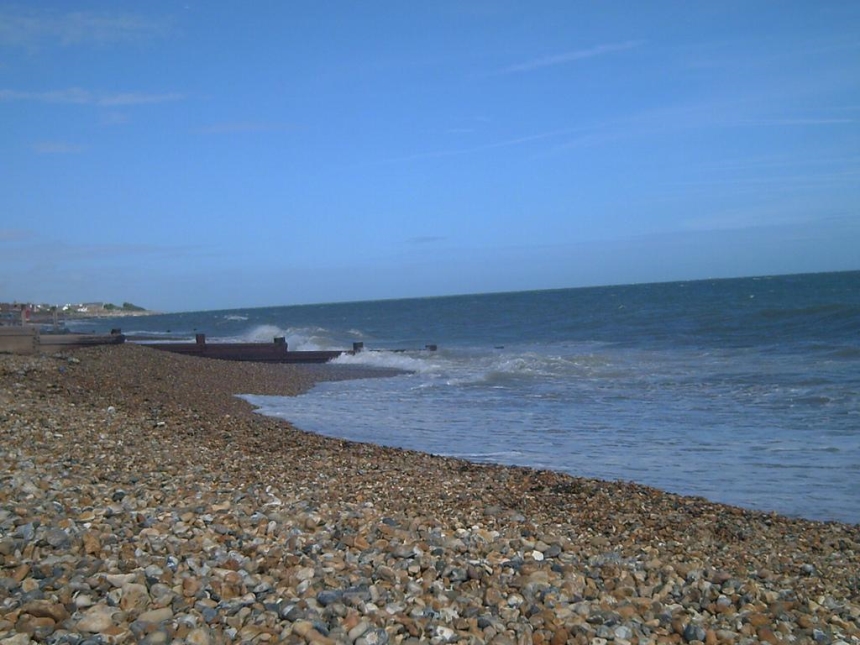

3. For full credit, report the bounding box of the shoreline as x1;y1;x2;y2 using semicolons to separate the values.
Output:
1;344;858;644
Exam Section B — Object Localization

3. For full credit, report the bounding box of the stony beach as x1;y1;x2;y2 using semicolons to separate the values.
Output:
1;345;858;645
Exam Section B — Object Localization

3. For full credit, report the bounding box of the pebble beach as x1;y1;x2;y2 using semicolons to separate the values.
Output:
1;344;858;645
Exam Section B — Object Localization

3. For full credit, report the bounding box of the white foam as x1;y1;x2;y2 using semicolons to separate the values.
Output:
229;324;284;342
217;324;342;350
332;350;441;374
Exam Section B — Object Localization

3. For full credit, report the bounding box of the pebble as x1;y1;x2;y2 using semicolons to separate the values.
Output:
1;346;858;645
76;604;117;633
684;623;708;643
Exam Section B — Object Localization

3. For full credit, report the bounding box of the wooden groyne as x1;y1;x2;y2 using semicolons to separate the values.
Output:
142;334;437;364
0;327;125;355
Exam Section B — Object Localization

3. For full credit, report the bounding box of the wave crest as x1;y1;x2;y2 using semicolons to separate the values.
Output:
219;324;342;350
332;350;439;373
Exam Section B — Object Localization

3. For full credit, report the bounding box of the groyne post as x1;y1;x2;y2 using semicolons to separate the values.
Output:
0;326;38;354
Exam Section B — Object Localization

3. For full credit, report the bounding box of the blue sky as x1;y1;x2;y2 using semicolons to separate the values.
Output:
2;1;858;311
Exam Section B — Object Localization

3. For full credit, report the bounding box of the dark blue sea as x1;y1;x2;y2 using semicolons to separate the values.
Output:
77;272;860;524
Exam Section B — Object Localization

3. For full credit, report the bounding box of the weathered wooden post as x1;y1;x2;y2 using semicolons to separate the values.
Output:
0;327;38;354
274;336;287;351
195;333;206;346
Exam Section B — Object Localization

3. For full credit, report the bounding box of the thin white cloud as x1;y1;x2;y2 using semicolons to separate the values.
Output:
670;170;860;191
197;122;295;135
500;40;644;74
384;95;859;167
381;127;585;164
0;8;171;48
0;88;186;107
0;229;34;242
31;141;86;154
97;91;186;107
735;117;856;127
0;88;89;104
693;154;860;173
543;101;860;157
101;112;130;126
680;207;843;233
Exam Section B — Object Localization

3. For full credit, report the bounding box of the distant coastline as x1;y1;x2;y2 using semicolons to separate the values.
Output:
64;309;159;319
0;301;158;326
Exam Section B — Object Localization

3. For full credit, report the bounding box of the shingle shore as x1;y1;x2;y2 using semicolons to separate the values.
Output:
1;344;858;645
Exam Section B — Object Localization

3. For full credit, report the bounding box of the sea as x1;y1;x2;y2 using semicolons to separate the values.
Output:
74;271;860;525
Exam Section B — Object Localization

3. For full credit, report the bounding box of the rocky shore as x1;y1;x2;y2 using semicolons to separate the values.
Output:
1;345;858;645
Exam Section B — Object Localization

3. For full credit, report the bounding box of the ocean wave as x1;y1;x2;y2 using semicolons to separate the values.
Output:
331;350;442;374
104;271;860;523
332;346;624;392
755;303;860;341
216;324;343;350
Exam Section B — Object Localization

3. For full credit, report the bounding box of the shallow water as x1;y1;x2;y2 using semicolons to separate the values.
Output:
80;271;860;523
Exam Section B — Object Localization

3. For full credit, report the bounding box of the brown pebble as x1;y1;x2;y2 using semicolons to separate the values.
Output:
796;614;814;629
186;627;213;645
550;628;569;645
11;564;30;582
747;613;770;628
82;530;101;555
21;600;69;623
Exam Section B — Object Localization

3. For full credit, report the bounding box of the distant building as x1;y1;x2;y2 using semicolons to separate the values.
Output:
0;302;28;326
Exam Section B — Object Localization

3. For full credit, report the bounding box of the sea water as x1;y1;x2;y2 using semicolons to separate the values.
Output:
79;272;860;524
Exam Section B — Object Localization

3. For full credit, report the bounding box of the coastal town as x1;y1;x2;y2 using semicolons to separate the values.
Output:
0;301;151;326
0;301;150;354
